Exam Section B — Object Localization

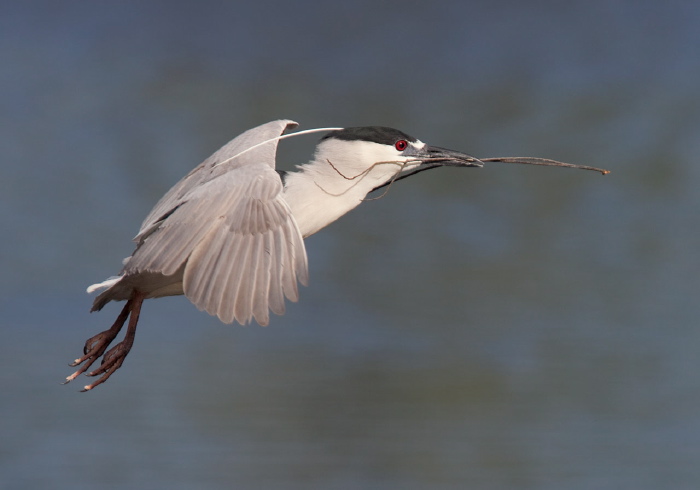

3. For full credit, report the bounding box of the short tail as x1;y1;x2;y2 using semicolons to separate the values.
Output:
87;276;122;312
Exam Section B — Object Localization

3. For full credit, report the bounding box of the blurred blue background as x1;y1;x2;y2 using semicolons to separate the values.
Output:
3;1;700;489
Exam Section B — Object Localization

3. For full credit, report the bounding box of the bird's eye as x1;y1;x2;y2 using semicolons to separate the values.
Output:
395;140;408;151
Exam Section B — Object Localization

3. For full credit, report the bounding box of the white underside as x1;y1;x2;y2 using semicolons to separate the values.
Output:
88;265;186;311
87;128;423;317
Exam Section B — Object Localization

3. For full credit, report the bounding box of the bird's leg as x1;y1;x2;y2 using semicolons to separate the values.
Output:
64;291;145;391
63;299;132;384
81;291;145;392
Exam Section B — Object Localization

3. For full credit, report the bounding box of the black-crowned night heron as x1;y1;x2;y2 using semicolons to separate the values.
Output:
65;119;608;391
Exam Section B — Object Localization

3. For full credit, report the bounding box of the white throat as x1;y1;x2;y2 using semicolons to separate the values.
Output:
282;139;421;237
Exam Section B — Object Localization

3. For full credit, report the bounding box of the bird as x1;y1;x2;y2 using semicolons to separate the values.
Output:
65;119;608;391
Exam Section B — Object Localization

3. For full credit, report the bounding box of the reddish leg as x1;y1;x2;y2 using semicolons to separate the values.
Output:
64;292;145;391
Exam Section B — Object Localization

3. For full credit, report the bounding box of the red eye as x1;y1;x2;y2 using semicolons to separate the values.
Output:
395;140;408;151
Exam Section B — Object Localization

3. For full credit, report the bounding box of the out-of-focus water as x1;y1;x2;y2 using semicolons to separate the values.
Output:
3;1;700;489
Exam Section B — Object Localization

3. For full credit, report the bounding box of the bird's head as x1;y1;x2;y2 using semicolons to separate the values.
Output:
312;126;608;196
314;126;483;193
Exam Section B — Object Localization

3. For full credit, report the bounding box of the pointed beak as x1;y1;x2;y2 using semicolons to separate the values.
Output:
418;145;484;168
371;142;609;194
370;145;483;193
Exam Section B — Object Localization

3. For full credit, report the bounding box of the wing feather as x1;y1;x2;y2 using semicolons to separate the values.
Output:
251;233;271;324
121;119;307;326
136;119;298;240
240;233;265;323
268;229;285;315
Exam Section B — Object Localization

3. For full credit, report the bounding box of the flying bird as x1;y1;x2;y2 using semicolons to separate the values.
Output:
65;119;608;391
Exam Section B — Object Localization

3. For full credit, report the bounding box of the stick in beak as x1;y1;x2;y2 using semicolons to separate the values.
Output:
480;157;610;175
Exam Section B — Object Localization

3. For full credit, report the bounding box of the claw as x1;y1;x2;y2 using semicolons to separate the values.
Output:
87;340;132;377
64;292;144;391
80;337;134;391
80;358;125;392
69;329;121;367
63;357;98;384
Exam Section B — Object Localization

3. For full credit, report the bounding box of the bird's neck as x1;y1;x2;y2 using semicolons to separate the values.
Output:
282;156;401;238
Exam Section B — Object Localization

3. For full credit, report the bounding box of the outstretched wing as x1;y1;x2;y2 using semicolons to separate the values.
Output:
123;119;308;326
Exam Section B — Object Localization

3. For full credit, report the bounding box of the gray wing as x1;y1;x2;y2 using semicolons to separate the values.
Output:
123;119;308;326
137;119;298;241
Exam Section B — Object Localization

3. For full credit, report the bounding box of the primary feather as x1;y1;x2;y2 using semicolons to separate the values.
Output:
90;119;308;326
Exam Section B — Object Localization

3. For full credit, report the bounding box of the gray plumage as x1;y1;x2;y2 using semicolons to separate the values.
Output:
91;119;307;326
67;118;608;391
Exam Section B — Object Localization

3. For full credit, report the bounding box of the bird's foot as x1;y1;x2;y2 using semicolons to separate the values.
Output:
63;327;123;384
64;293;143;391
79;338;134;392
